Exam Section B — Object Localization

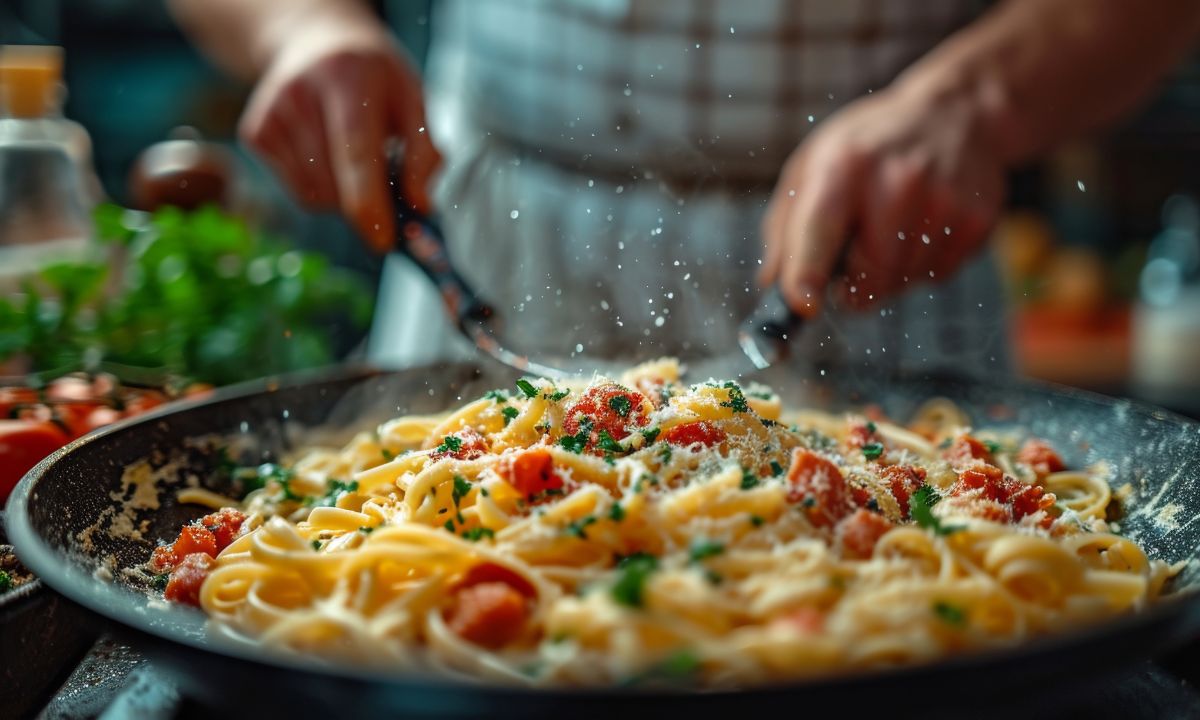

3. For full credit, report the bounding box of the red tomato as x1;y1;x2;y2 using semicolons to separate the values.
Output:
951;465;1054;521
878;465;927;517
123;390;166;417
562;383;649;453
942;435;994;468
172;524;218;559
455;561;537;598
845;421;878;449
836;509;894;559
785;449;852;528
0;419;71;501
0;387;38;417
199;508;247;551
164;552;215;606
150;545;177;573
1017;438;1066;478
660;421;726;448
430;427;489;461
778;607;826;634
445;581;529;648
498;448;563;501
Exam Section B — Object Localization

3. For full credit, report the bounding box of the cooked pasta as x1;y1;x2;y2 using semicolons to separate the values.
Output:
146;359;1171;687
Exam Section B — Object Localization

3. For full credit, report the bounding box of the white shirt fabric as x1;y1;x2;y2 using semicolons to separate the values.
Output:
370;0;1009;378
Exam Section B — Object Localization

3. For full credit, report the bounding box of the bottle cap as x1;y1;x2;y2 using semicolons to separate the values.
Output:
0;45;64;118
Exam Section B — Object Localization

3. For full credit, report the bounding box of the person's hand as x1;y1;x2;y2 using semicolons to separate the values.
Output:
759;79;1006;316
238;10;440;253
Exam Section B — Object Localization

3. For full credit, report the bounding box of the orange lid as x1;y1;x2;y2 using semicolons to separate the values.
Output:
0;45;63;118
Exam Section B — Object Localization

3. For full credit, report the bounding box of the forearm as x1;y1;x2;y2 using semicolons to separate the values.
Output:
900;0;1200;166
168;0;381;80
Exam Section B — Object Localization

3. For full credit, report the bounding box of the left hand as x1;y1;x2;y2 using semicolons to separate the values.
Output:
759;79;1006;316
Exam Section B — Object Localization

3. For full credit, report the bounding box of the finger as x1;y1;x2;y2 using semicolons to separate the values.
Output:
240;110;311;204
284;89;339;209
846;160;924;304
385;57;441;215
325;86;394;254
777;151;862;317
758;173;798;287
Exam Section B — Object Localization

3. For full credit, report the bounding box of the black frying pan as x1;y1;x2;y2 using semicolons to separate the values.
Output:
6;362;1200;719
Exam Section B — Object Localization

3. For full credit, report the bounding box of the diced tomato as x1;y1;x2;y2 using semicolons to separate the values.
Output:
445;581;529;649
498;448;564;501
0;419;71;501
942;435;994;468
164;552;215;606
123;390;166;417
173;523;218;559
200;508;247;551
0;387;39;417
562;383;650;453
430;427;489;461
837;509;894;559
846;421;878;449
950;465;1055;521
785;449;852;528
778;607;825;634
878;465;927;517
455;562;537;598
1017;438;1066;478
150;545;178;573
939;495;1014;524
660;421;726;448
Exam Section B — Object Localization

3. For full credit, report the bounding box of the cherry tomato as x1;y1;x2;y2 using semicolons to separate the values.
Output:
430;427;489;461
445;581;528;648
0;419;71;501
660;421;726;448
562;383;649;453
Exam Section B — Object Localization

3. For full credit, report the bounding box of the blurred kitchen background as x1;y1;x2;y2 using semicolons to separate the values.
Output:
3;0;1200;415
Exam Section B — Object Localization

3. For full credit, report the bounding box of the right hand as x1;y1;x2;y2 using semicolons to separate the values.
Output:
238;12;440;253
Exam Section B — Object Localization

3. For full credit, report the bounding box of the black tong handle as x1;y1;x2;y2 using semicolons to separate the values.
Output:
746;287;805;344
387;159;494;331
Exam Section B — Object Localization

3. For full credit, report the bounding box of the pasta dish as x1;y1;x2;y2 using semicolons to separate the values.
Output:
145;360;1171;686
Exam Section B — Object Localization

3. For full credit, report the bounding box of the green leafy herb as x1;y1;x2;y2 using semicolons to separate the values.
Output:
909;485;963;536
861;442;885;460
515;379;538;398
769;460;785;477
483;389;509;403
359;526;375;535
500;406;519;426
608;394;632;417
150;573;169;591
558;416;593;454
740;468;759;490
546;389;570;402
983;439;1002;454
688;538;725;562
597;429;624;454
609;503;626;521
657;650;701;678
443;520;456;532
658;444;672;463
462;527;495;542
641;427;661;444
719;382;750;413
565;515;598;539
612;553;659;607
759;418;778;428
452;474;472;505
933;601;967;627
380;448;394;461
436;435;463;454
749;514;765;527
311;539;322;550
865;420;877;434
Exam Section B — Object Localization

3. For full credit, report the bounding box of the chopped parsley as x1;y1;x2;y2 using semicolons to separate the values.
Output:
609;503;626;521
608;394;632;417
255;463;299;500
747;389;774;400
483;389;509;403
861;442;884;460
559;416;593;454
719;382;750;413
612;553;659;607
641;427;661;444
983;439;1002;454
740;468;759;490
769;460;785;477
452;474;472;505
657;650;701;678
150;573;169;591
306;478;358;507
597;429;624;454
381;448;395;461
633;474;659;493
546;389;570;402
358;526;375;535
759;418;778;428
909;485;963;536
658;444;672;464
502;406;520;425
462;527;495;542
866;420;877;433
749;514;765;527
515;378;538;398
435;435;463;454
933;601;967;627
565;515;598;538
688;538;725;562
311;539;322;550
443;520;456;532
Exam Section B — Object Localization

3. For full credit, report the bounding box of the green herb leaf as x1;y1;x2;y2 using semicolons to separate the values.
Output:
359;526;375;534
861;442;884;460
484;389;509;403
688;538;725;562
933;601;967;627
501;406;519;426
311;539;322;550
719;382;750;413
443;520;456;532
769;460;785;477
565;515;598;539
436;435;463;454
597;429;624;454
983;439;1002;454
909;485;963;536
462;527;495;542
749;514;765;527
381;448;395;461
546;389;570;402
658;444;672;464
641;427;661;444
612;553;659;607
609;503;626;521
740;468;759;490
515;379;538;398
608;394;632;417
452;474;472;505
150;573;169;591
865;420;877;434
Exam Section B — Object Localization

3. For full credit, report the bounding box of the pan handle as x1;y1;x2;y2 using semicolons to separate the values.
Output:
386;147;495;331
